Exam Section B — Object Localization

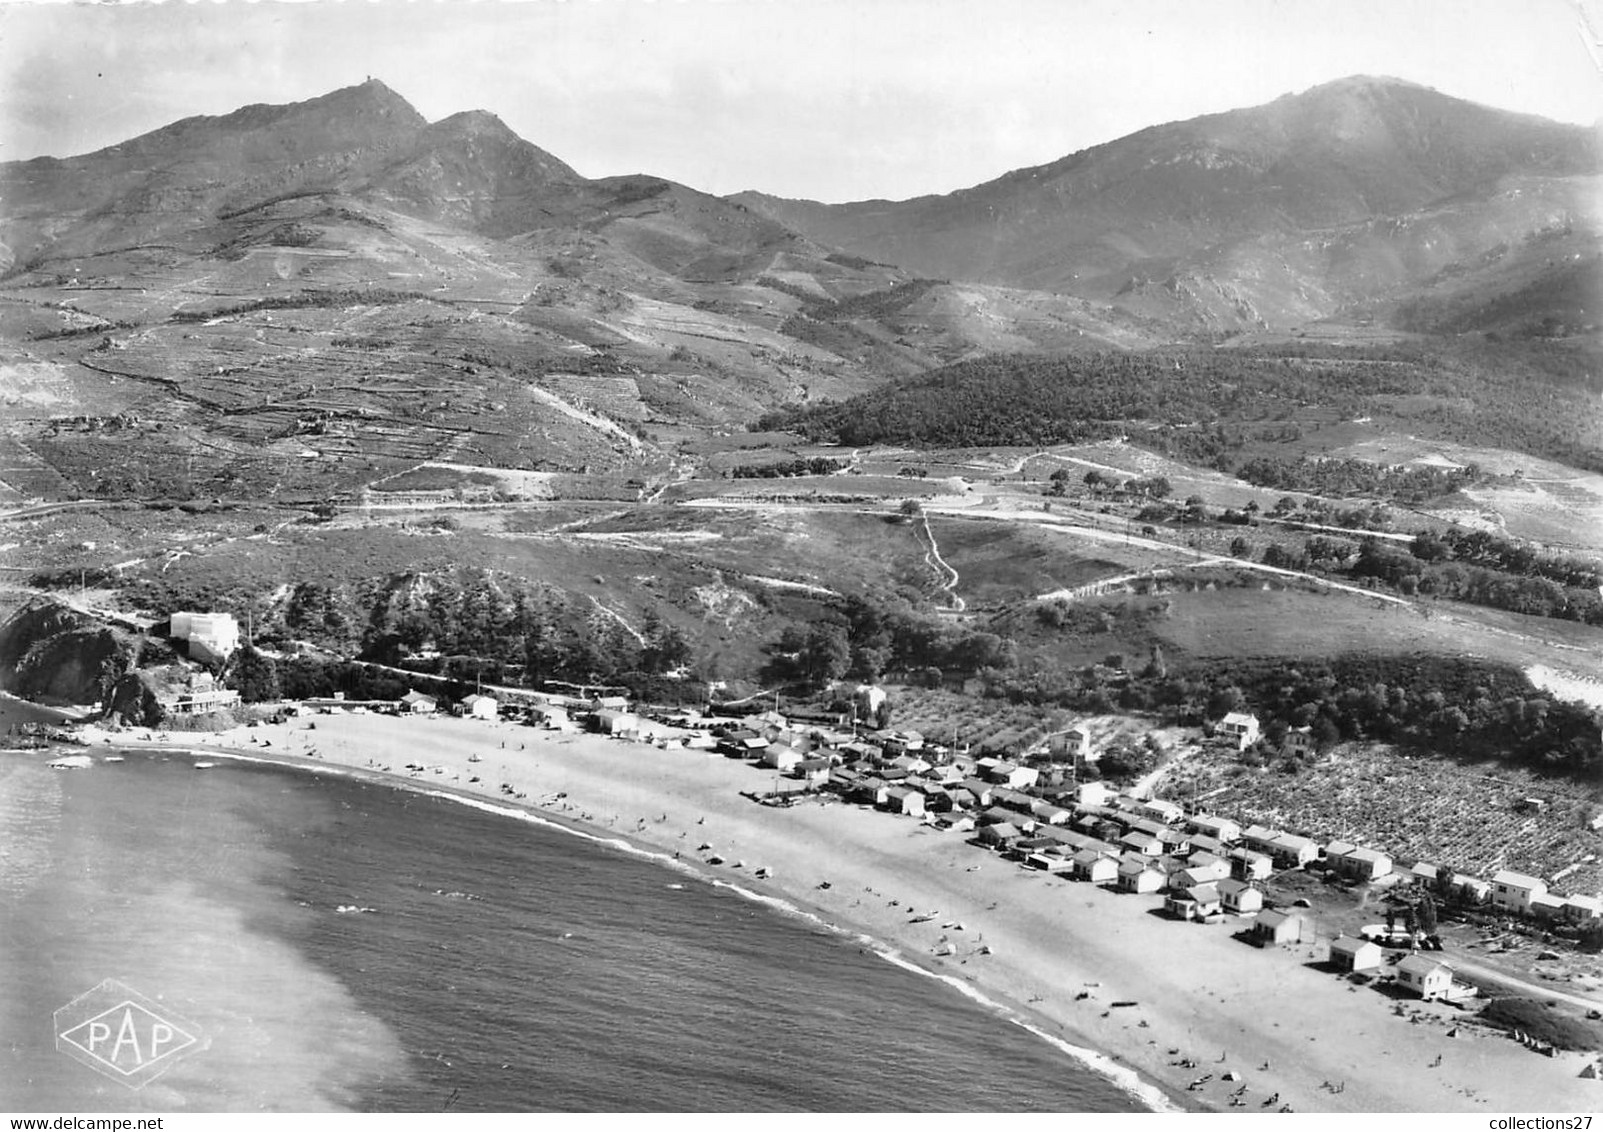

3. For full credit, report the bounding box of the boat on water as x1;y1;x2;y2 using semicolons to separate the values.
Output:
193;761;217;769
102;755;125;763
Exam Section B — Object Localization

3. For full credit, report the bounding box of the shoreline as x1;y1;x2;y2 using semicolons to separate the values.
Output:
51;711;1603;1113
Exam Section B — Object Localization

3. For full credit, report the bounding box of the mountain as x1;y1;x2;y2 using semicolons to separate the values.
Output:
734;77;1601;332
0;80;1147;511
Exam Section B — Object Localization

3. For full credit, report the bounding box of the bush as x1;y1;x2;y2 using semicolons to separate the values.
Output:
1477;998;1603;1051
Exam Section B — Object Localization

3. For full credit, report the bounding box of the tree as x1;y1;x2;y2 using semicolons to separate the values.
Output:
1228;536;1249;558
1418;893;1438;936
898;499;923;521
231;645;281;703
799;625;851;688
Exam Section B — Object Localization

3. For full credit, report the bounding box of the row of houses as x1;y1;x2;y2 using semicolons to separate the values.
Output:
394;691;1603;930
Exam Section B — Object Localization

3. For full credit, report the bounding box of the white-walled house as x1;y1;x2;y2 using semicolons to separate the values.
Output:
1491;870;1548;914
1217;712;1261;750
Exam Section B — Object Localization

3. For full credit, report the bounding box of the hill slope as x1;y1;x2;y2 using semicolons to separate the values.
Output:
734;77;1601;332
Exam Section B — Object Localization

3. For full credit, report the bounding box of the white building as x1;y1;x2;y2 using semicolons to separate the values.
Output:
460;694;498;719
1217;712;1261;750
170;611;241;666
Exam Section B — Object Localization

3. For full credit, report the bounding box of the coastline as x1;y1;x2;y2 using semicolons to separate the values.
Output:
57;711;1603;1114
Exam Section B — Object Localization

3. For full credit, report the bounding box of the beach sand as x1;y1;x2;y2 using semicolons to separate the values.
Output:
75;711;1603;1114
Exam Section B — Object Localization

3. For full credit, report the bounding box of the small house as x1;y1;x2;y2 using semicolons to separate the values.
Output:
399;690;437;715
1072;781;1112;808
978;821;1022;849
1186;814;1241;843
1229;848;1274;882
1330;845;1393;882
527;704;571;730
1073;850;1119;886
761;744;807;773
1491;870;1548;914
1528;892;1568;921
1052;726;1092;761
880;786;926;818
1395;955;1453;1001
1562;895;1602;924
1030;801;1073;826
1172;863;1228;891
1217;878;1264;915
1217;711;1261;750
459;693;498;720
1025;851;1073;873
1408;862;1441;886
594;694;631;713
792;757;831;787
1251;910;1303;947
1282;726;1315;758
932;812;976;834
1117;860;1164;894
1267;833;1319;869
1165;883;1222;921
1328;936;1384;973
988;761;1040;790
593;710;642;737
1119;830;1165;857
961;778;996;808
1140;798;1185;825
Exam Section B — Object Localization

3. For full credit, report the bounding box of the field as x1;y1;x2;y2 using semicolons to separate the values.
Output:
886;686;1076;753
1161;742;1603;897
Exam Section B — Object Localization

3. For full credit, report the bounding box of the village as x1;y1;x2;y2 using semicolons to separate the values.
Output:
248;668;1601;1032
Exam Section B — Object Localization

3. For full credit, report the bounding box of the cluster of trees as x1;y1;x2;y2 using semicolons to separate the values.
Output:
1414;528;1602;591
730;456;846;479
1235;456;1480;502
170;288;426;323
758;342;1603;475
1346;540;1603;623
762;594;1018;690
974;646;1599;780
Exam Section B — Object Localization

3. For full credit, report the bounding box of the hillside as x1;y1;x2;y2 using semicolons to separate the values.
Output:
735;77;1602;333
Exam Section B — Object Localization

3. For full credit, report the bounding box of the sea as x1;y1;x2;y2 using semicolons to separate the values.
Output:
0;698;1154;1113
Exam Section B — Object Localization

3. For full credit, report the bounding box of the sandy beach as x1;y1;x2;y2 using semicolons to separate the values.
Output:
69;710;1603;1114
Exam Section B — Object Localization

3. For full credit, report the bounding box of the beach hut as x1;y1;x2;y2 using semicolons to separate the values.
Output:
880;786;926;818
1267;833;1319;870
932;813;976;834
1217;878;1264;915
1140;798;1185;825
1229;848;1274;882
1073;850;1119;886
1186;814;1241;843
978;821;1022;849
399;690;437;715
1251;910;1303;947
1330;845;1393;882
1165;883;1221;921
1328;936;1384;974
1117;860;1164;894
1395;956;1453;1001
459;693;498;720
761;744;807;773
1025;851;1073;873
1119;830;1165;857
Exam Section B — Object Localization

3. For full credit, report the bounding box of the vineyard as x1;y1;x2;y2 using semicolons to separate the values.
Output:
1161;743;1603;896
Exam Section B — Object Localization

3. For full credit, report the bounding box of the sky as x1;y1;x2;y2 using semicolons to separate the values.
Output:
1;0;1599;203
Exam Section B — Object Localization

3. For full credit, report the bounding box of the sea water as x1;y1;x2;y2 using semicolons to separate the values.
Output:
0;727;1151;1111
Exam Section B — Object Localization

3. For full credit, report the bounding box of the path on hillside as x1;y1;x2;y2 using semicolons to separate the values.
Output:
918;513;965;611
